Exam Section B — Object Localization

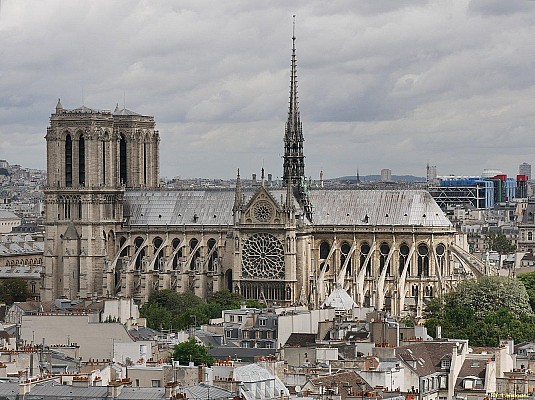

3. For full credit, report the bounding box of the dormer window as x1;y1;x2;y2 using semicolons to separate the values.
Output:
441;359;451;369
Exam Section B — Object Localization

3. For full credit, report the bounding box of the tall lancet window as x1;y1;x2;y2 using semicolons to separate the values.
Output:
65;134;73;187
102;140;106;186
119;134;127;185
78;135;85;186
143;142;147;185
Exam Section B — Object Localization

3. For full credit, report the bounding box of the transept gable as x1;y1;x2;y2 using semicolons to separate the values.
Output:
242;186;282;225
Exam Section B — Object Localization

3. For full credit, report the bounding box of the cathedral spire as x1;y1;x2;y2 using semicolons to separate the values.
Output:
283;15;305;187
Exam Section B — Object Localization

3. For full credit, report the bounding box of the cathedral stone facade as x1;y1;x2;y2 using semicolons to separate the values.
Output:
43;37;485;316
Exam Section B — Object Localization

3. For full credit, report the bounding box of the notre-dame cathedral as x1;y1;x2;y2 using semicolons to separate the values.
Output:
42;36;486;317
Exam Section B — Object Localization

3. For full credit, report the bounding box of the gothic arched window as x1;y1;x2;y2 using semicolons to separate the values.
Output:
319;241;330;273
207;238;217;272
360;242;371;276
399;243;410;277
119;134;127;185
417;244;429;277
380;243;390;276
79;135;85;186
436;244;446;276
189;238;200;270
340;242;351;276
153;237;163;271
65;134;72;187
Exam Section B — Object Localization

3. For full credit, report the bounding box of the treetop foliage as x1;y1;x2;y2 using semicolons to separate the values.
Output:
425;276;535;346
517;271;535;312
453;276;532;318
0;278;30;305
140;289;264;332
172;337;213;366
485;232;516;255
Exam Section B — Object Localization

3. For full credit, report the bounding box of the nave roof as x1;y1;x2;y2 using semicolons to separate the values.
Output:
124;189;451;228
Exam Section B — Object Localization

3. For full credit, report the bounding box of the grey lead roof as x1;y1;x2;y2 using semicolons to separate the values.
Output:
125;190;236;226
310;190;451;226
113;107;141;116
124;189;451;228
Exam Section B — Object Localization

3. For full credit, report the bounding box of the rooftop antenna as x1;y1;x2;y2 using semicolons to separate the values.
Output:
123;91;126;110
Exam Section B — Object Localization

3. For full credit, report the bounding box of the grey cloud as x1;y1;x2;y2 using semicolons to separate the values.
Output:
1;0;535;179
468;0;533;16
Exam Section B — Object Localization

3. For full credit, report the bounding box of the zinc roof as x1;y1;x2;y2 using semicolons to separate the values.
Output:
180;383;234;400
117;387;166;399
0;381;18;400
0;210;20;220
24;380;109;398
0;265;42;278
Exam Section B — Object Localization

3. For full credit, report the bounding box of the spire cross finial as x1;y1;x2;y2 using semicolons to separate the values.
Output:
292;15;296;42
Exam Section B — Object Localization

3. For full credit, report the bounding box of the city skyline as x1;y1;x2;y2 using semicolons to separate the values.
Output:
1;1;535;179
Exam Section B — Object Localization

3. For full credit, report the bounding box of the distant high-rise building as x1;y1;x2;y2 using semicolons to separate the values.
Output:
380;168;392;182
426;163;437;184
519;162;531;180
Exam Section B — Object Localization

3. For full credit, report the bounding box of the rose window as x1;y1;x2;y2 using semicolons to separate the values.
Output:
242;233;285;279
253;201;274;222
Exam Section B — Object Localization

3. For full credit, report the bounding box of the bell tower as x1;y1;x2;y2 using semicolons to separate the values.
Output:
42;101;160;301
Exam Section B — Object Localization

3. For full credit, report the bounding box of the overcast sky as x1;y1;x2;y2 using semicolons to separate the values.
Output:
1;0;535;180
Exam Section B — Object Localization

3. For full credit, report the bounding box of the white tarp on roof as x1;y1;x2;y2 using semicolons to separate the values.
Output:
322;286;357;310
234;363;290;400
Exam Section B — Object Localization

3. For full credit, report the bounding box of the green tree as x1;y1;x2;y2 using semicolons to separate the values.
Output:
172;337;213;366
0;278;30;305
207;290;243;309
146;290;203;311
140;290;265;331
140;290;204;331
517;271;535;312
486;232;516;269
424;276;535;346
